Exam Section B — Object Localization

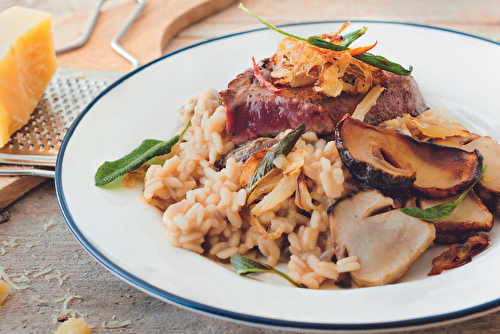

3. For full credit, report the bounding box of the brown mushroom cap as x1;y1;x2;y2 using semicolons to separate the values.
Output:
335;115;483;198
329;187;435;287
419;190;493;233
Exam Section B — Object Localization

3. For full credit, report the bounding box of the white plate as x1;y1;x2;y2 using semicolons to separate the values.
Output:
56;22;500;332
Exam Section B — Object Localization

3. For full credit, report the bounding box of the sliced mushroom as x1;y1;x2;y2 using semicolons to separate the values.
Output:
335;115;483;198
435;231;477;244
431;134;480;149
433;135;500;211
328;187;435;287
463;137;500;196
419;190;493;233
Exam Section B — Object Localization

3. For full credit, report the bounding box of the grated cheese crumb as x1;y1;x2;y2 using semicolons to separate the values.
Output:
0;266;27;290
1;247;6;255
31;254;38;259
25;243;34;248
102;320;131;329
45;274;63;285
53;293;86;319
43;220;57;231
11;274;30;284
3;238;19;248
32;295;44;303
33;268;52;278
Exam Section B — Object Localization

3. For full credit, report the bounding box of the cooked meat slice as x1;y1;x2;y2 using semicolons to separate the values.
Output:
328;188;435;287
221;58;428;145
419;190;493;232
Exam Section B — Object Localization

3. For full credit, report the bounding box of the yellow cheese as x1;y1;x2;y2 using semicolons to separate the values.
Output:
0;280;10;308
0;6;57;147
54;317;92;334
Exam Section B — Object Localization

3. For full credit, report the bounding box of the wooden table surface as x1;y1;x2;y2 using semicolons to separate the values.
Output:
1;0;499;333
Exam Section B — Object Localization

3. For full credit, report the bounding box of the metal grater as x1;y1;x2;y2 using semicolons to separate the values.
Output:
0;0;144;178
0;69;123;165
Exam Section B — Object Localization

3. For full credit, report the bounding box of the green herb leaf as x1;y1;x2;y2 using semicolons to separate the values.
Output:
238;3;412;76
94;120;190;186
401;164;486;221
341;27;368;47
238;3;306;42
230;253;306;288
245;123;306;198
355;53;413;76
307;36;413;75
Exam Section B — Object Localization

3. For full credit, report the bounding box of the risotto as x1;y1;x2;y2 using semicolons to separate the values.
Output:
137;87;465;289
95;17;495;289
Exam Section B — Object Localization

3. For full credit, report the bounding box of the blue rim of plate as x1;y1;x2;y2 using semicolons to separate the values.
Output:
55;21;500;331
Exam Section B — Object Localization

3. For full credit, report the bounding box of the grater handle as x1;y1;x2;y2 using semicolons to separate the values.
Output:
0;154;57;167
55;0;145;70
0;168;55;178
55;0;105;55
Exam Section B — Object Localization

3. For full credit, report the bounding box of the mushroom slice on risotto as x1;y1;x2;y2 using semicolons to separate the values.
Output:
328;187;435;287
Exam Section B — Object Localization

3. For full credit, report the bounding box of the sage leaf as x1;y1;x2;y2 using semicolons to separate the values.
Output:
341;27;368;47
238;3;412;75
308;36;413;75
230;253;306;288
401;164;486;221
94;120;190;186
245;123;306;198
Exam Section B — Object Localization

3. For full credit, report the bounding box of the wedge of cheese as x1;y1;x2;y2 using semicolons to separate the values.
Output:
0;6;57;147
54;317;92;334
0;280;10;309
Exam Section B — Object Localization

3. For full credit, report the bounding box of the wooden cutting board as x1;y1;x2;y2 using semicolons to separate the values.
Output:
0;0;235;209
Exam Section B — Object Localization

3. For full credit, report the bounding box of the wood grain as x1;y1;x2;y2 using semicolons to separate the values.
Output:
55;0;235;71
0;167;46;210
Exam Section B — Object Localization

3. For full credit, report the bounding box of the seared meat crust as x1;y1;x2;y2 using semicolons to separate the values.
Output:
221;59;427;145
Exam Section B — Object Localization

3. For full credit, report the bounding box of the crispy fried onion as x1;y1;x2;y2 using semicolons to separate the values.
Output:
428;234;490;276
295;172;318;211
405;114;471;139
379;112;471;140
351;85;385;121
122;164;150;186
249;213;285;240
251;170;301;216
270;32;389;97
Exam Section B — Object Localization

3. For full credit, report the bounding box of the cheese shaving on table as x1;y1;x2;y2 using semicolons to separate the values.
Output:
2;237;19;248
43;219;57;231
102;320;132;328
33;268;52;278
11;273;31;284
0;265;27;290
45;274;63;285
1;247;6;255
32;295;44;303
52;293;86;322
